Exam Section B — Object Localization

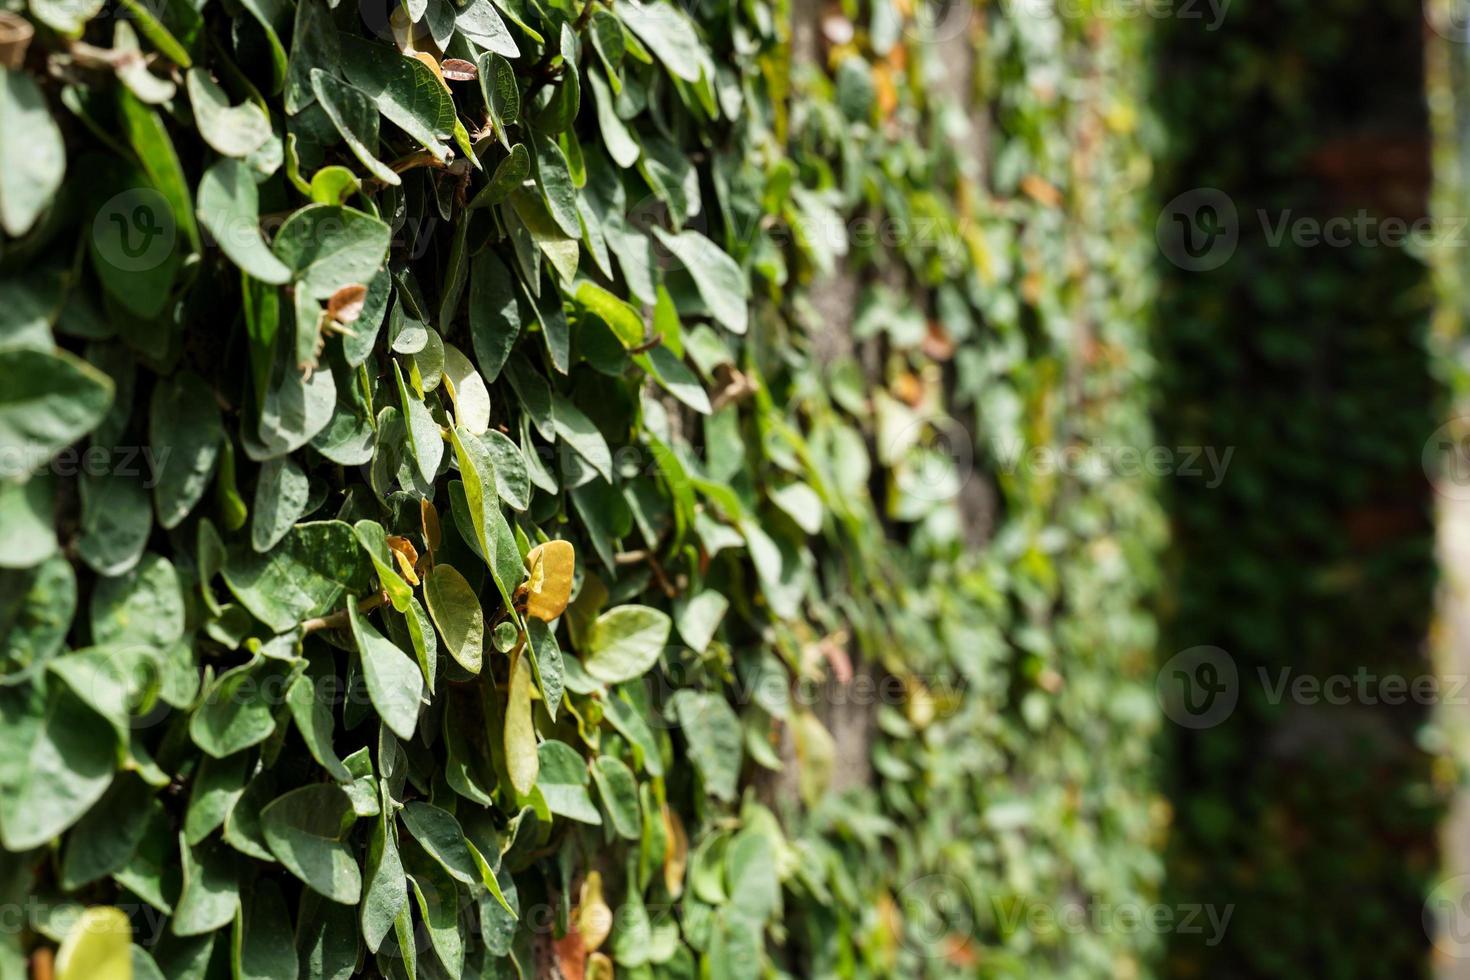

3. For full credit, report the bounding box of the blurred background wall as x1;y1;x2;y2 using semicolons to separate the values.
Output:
1153;0;1447;975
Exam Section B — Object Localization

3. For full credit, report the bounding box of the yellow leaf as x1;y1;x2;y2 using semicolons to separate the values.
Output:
413;51;451;93
587;952;615;980
524;540;575;622
386;536;420;586
505;647;538;795
55;907;132;980
662;803;687;898
420;498;441;553
575;871;613;952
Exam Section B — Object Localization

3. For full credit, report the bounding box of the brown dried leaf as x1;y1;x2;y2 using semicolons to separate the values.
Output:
326;283;368;324
921;320;955;361
441;58;478;82
552;932;586;980
1020;174;1063;208
387;535;421;586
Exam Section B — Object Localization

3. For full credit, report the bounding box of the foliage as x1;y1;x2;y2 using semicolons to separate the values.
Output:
1154;1;1445;976
0;0;1161;974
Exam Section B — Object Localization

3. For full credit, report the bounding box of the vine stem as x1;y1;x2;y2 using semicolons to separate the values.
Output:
301;592;390;634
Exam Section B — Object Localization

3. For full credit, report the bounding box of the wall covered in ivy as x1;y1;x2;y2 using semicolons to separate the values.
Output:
0;0;1164;975
1154;0;1444;976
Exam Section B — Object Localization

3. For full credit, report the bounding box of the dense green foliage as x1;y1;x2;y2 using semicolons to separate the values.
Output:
0;0;1163;975
1154;0;1444;975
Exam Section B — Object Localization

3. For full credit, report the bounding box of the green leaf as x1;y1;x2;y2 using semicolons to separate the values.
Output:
471;143;530;210
273;204;391;301
673;590;727;653
0;476;57;569
477;54;521;150
640;345;711;414
575;281;645;347
534;24;580;132
90;553;184;648
483;430;530;511
591;755;641;840
0;348;113;476
339;37;456;161
651;227;748;334
251;456;311;553
403;845;464;976
249;344;338;454
394;359;443;483
284;0;341;113
619;1;706;83
587;69;639;168
530;271;571;373
235;0;288;92
601;688;663;776
535;739;600;823
184;752;249;845
118;89;202;251
590;13;625;88
362;800;407;953
349;598;424;740
311;70;401;187
550;394;613;481
424;564;483;674
149;370;224;528
261;783;363;904
117;0;194;67
287;649;354;781
525;617;564;720
508;188;580;285
0;556;74;680
236;879;299;980
669;690;741;801
173;838;240;935
189;657;293;758
468;250;522;382
399;801;479;886
582;605;670;685
220;768;276;862
30;0;105;35
447;425;524;610
0;683;117;851
0;69;66;237
532;132;581;238
222;521;374;633
352;519;413;612
186;70;271;158
76;469;152;577
197;159;294;283
457;0;519;56
61;777;154;889
442;343;490;436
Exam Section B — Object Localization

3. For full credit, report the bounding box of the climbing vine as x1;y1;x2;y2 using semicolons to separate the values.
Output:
0;0;1161;975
